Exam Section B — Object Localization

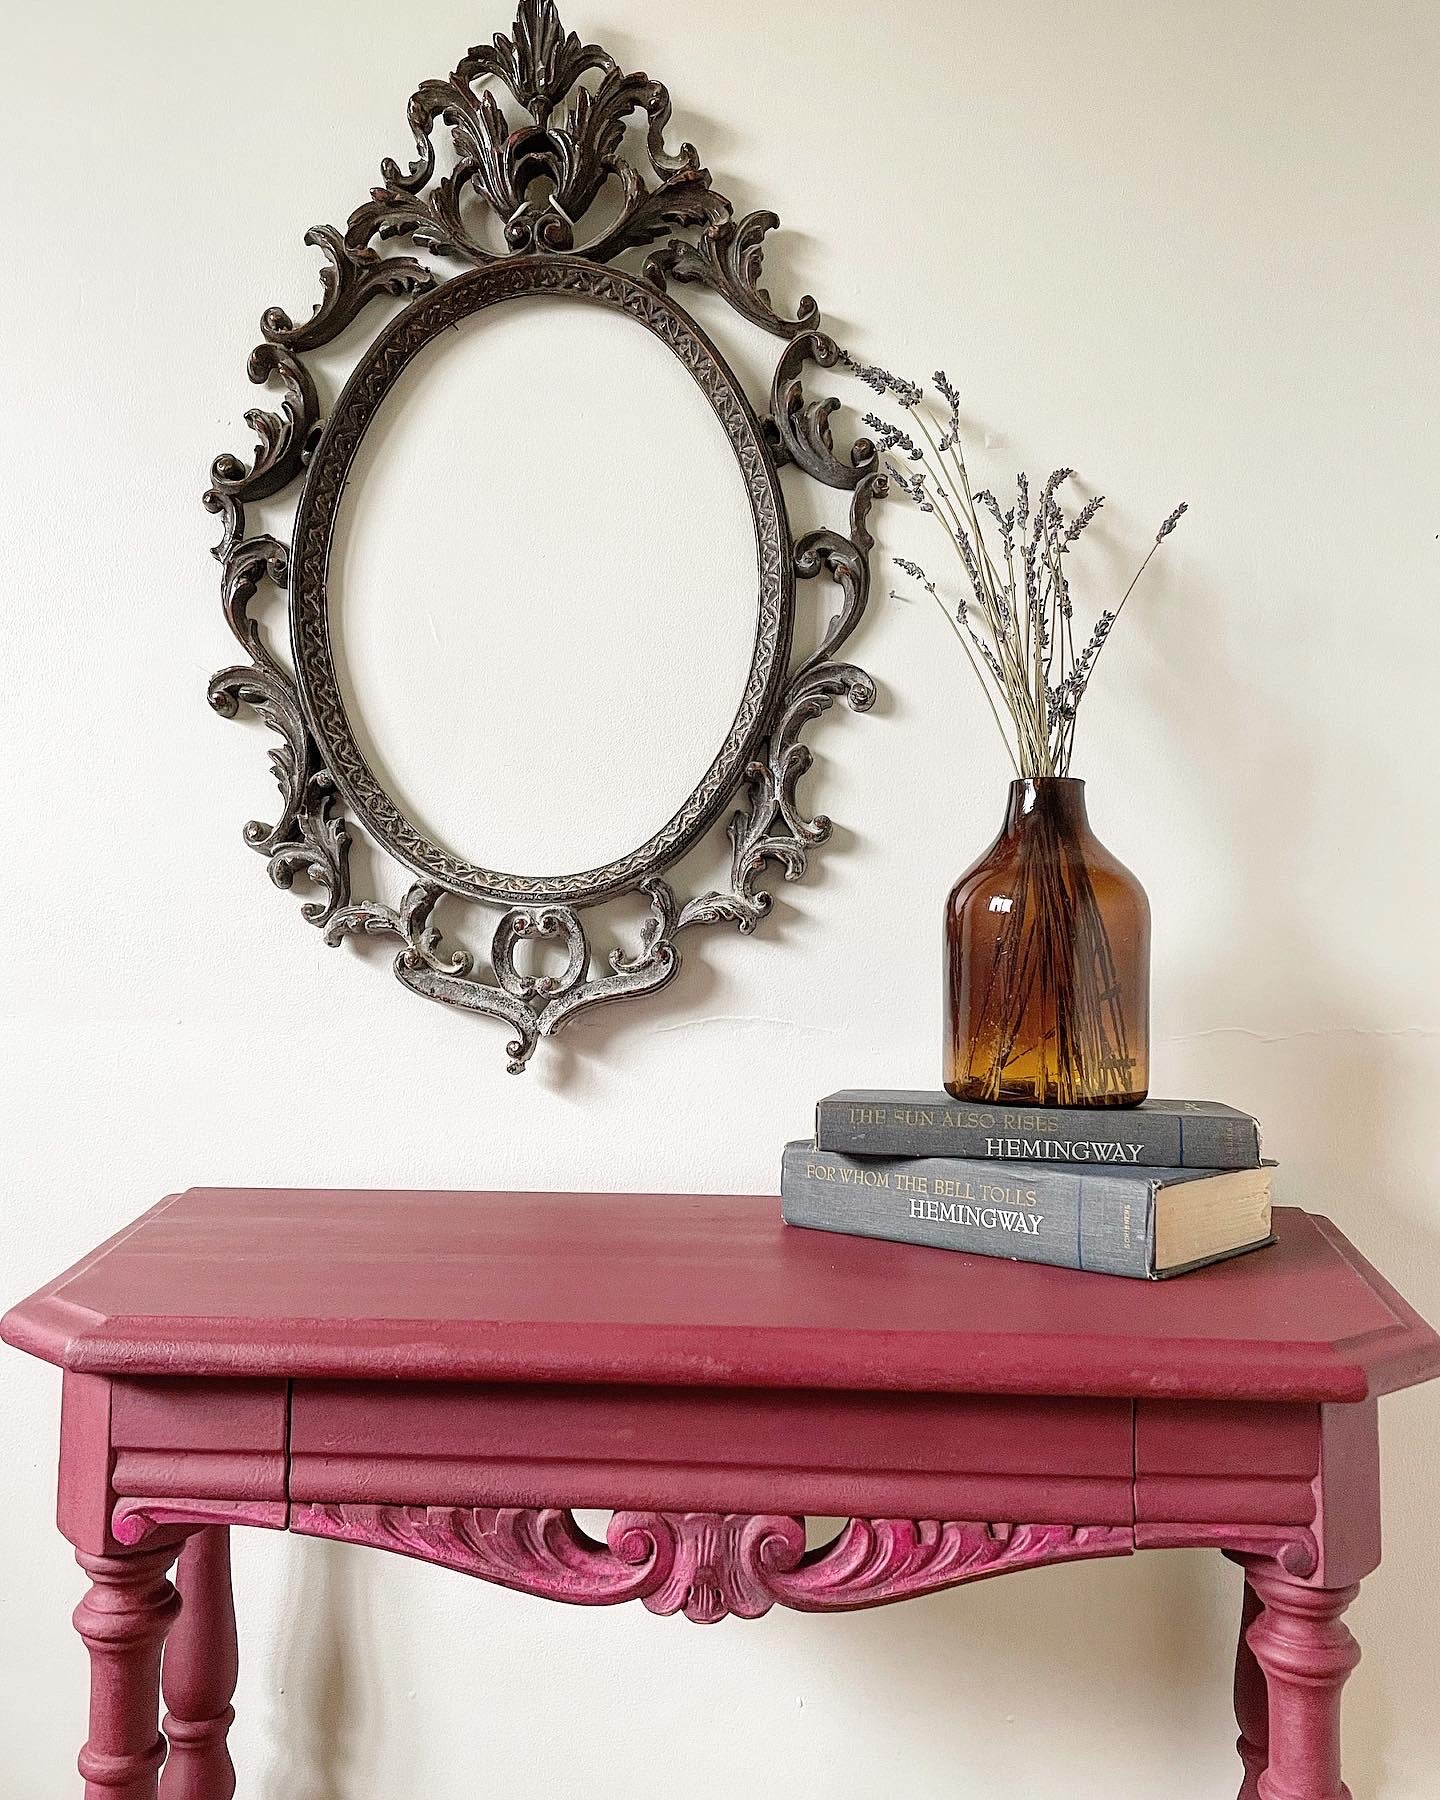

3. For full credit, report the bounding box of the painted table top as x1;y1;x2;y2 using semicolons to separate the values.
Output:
4;1191;1436;1403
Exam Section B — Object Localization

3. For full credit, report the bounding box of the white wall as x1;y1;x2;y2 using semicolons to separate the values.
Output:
3;1;1439;1794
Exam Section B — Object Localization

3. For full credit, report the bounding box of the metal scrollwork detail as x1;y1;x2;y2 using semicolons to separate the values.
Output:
770;331;880;490
643;212;821;340
205;346;320;524
208;662;352;929
260;225;436;353
326;883;471;978
208;1;880;1072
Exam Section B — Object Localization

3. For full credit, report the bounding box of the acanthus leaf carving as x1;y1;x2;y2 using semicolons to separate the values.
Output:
578;168;728;268
208;662;313;855
455;0;611;121
209;2;880;1072
266;775;351;927
678;658;877;937
113;1498;1335;1627
260;224;436;352
770;331;880;490
764;1519;1132;1611
205;345;319;513
207;661;351;925
350;3;729;269
325;881;472;977
285;1505;1135;1624
218;534;290;678
344;181;489;264
644;211;820;340
792;467;887;681
329;888;553;1073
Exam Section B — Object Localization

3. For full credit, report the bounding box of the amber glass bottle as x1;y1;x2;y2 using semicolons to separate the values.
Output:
944;778;1150;1107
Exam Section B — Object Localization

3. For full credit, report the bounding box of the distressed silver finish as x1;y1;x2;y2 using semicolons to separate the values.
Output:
206;0;883;1071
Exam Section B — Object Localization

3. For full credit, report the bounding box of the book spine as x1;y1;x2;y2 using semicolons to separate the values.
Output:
781;1143;1156;1279
814;1098;1260;1169
1178;1111;1262;1169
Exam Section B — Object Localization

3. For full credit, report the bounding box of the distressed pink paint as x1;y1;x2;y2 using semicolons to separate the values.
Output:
1231;1568;1269;1800
73;1544;180;1800
1139;1521;1318;1578
112;1498;287;1547
4;1188;1439;1794
1245;1568;1361;1800
159;1529;239;1800
289;1505;1133;1623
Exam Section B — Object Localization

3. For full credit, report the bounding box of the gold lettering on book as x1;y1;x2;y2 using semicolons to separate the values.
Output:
984;1137;1142;1163
908;1196;1043;1235
805;1159;890;1188
837;1100;1154;1162
803;1156;1045;1238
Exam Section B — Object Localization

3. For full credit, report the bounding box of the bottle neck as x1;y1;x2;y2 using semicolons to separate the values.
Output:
1001;776;1089;834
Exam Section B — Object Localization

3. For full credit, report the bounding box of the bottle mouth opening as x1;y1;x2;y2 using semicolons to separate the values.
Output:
1005;776;1090;823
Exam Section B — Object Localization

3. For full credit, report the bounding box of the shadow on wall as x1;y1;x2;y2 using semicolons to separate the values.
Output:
253;1534;1244;1795
1189;1009;1440;1799
1154;639;1440;1794
261;1535;387;1800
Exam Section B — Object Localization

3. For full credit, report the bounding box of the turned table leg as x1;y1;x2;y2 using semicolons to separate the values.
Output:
1232;1570;1269;1798
74;1544;181;1800
160;1529;239;1800
1246;1568;1360;1800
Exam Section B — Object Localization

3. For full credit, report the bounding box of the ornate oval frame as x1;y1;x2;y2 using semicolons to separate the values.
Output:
207;0;884;1072
292;257;792;908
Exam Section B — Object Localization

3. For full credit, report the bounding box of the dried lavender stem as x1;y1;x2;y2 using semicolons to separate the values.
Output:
920;406;1048;773
926;591;1022;777
868;357;1185;779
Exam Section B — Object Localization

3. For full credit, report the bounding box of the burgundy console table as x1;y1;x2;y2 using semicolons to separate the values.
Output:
6;1189;1439;1800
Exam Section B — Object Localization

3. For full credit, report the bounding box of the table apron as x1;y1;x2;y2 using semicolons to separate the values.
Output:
288;1381;1137;1523
62;1375;1378;1592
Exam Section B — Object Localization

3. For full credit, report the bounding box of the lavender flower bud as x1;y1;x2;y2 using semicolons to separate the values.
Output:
841;355;923;407
1064;494;1105;544
864;414;922;459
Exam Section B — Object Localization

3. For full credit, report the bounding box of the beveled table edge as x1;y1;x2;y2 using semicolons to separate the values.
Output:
5;1198;1438;1404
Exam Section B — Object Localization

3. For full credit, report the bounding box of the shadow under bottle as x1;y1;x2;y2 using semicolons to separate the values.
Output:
944;777;1150;1108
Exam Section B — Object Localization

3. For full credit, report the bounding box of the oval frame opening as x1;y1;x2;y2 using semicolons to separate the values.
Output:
291;257;793;910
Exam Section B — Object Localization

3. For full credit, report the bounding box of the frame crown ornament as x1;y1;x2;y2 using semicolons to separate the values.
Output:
207;0;883;1071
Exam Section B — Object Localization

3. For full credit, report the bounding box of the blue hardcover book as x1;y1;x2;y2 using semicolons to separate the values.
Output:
814;1091;1262;1170
781;1141;1273;1280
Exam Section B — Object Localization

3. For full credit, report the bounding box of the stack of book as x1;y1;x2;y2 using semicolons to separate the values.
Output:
782;1091;1272;1280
